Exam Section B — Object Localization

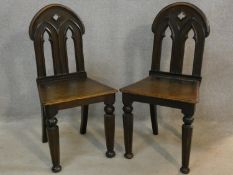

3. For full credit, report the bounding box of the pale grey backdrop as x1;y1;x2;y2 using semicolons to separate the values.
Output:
0;0;232;127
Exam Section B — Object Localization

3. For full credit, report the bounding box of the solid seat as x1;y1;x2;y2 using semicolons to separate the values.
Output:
120;75;200;104
38;77;117;106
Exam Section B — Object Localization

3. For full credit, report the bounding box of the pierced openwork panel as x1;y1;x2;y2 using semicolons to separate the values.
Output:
29;4;85;77
151;2;210;76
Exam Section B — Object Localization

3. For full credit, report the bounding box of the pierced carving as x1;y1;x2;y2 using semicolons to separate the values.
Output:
29;4;86;77
53;14;60;21
151;2;210;76
178;11;186;20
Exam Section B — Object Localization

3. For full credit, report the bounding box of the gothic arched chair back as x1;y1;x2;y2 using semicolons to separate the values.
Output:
29;4;117;172
29;4;86;77
151;2;210;77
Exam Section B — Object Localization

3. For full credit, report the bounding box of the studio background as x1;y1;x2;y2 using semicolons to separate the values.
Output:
0;0;232;174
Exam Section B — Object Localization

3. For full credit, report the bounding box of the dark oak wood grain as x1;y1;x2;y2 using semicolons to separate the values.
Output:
120;2;209;174
29;4;117;172
37;76;117;107
121;75;200;104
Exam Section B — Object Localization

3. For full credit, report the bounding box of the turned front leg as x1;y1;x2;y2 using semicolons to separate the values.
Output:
123;101;134;159
180;112;194;174
104;98;116;158
45;107;61;173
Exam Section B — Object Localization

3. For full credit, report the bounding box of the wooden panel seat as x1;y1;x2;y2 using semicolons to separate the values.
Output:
121;75;200;104
38;77;117;106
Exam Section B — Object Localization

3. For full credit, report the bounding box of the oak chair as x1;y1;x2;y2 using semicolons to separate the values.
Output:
120;2;209;174
29;4;117;172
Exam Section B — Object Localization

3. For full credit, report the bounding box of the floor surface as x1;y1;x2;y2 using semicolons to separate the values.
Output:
0;113;232;175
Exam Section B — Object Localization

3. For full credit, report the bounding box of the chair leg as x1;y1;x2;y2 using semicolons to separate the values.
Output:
104;98;116;158
80;105;89;134
123;101;134;159
150;104;158;135
45;107;62;173
41;106;48;143
180;112;194;174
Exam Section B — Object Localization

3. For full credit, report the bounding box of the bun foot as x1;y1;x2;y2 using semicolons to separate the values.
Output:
124;153;134;159
80;130;86;135
180;167;190;174
52;165;62;173
106;150;116;158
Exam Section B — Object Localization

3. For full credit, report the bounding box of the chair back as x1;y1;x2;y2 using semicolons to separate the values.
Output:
29;4;85;77
151;2;210;77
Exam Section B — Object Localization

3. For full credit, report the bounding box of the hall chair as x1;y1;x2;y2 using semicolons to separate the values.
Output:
29;4;117;172
120;2;210;174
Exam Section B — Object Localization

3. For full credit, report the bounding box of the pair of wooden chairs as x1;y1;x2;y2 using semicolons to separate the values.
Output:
29;2;209;174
